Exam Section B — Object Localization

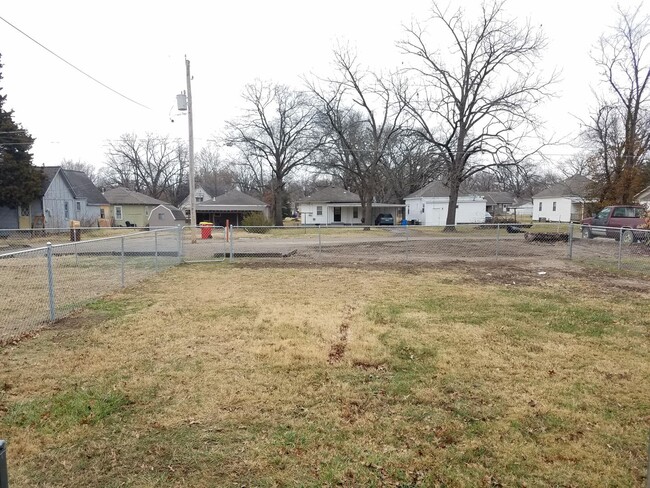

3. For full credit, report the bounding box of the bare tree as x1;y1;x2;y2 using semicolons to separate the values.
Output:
379;133;442;202
195;144;237;197
399;1;556;228
225;81;324;225
60;159;99;185
309;48;406;224
103;133;187;204
583;6;650;204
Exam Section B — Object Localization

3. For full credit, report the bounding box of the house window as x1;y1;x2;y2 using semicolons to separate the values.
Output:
353;207;359;219
158;212;164;220
20;206;30;217
64;202;70;219
115;206;123;220
538;202;542;211
100;208;105;219
76;201;81;212
196;197;203;203
552;202;557;211
421;204;425;213
316;206;323;216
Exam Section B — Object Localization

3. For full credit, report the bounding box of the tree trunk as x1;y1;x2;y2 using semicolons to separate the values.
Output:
444;178;461;232
272;177;284;226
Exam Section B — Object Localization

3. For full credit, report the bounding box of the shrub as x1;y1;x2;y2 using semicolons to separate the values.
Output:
242;213;273;233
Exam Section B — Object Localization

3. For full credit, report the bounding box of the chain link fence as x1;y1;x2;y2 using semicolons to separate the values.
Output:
0;228;180;343
2;222;649;343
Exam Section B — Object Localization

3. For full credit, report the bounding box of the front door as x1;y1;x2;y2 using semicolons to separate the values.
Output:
333;207;342;223
18;205;31;229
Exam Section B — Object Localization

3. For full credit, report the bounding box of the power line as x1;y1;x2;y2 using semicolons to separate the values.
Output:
0;15;151;110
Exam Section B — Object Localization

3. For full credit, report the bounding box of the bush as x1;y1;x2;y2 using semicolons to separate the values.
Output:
242;213;273;233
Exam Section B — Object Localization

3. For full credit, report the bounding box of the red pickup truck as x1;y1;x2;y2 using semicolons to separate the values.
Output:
581;205;646;244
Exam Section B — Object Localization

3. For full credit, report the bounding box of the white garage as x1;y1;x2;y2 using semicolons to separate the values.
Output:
405;181;487;226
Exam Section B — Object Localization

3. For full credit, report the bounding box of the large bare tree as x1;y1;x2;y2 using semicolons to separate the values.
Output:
103;133;187;204
583;5;650;204
399;1;556;228
309;48;406;225
225;81;324;225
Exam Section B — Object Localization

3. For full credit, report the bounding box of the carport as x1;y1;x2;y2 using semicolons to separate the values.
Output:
194;190;270;226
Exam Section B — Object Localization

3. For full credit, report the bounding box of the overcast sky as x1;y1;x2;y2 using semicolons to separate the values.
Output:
0;0;645;171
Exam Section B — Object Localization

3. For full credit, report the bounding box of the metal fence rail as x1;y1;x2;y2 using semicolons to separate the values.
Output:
0;228;180;343
1;222;649;343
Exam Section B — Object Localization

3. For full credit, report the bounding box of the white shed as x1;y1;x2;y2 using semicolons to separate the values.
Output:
404;181;487;226
148;204;186;228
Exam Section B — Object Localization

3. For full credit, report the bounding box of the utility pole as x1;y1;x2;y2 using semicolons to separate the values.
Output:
186;56;197;242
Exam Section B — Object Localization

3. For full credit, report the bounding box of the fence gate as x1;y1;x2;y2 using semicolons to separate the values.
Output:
181;225;227;262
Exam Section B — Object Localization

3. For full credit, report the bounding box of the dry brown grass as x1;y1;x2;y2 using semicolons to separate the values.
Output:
1;261;649;487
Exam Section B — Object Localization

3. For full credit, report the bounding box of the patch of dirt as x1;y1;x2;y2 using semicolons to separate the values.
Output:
328;304;354;364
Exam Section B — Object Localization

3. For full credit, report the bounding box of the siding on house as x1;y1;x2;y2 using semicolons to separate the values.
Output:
42;171;78;228
0;206;18;229
532;175;591;223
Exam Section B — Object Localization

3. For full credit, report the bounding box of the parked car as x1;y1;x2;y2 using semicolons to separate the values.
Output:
580;205;646;244
484;212;493;223
374;213;394;225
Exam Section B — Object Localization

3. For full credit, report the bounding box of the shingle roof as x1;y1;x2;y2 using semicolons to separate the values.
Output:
62;170;108;205
41;166;108;205
298;187;361;203
205;190;267;207
480;192;515;205
41;167;60;195
103;187;167;206
533;175;592;199
405;181;456;199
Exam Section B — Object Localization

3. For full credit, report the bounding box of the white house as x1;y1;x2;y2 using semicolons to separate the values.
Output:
297;187;404;225
634;186;650;208
532;175;592;222
506;198;533;217
404;181;487;226
178;185;213;211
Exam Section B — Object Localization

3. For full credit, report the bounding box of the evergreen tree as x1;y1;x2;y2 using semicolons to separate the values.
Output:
0;53;43;208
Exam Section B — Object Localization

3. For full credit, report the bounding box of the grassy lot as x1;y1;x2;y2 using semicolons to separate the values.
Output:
1;262;649;487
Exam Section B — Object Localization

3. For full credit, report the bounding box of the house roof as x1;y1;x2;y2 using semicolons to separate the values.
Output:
41;166;108;205
207;189;267;207
298;187;361;204
634;186;650;201
533;175;592;199
103;187;167;206
510;198;533;208
41;167;60;195
480;192;515;205
405;181;459;199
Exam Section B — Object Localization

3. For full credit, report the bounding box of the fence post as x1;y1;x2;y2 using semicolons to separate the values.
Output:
0;439;8;488
318;225;322;256
177;225;183;264
74;240;78;267
154;230;159;271
46;242;56;322
495;223;500;260
617;227;623;270
568;222;574;260
121;236;125;288
229;225;234;262
405;223;410;262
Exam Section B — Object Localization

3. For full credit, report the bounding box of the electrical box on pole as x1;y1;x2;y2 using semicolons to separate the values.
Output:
176;92;187;111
